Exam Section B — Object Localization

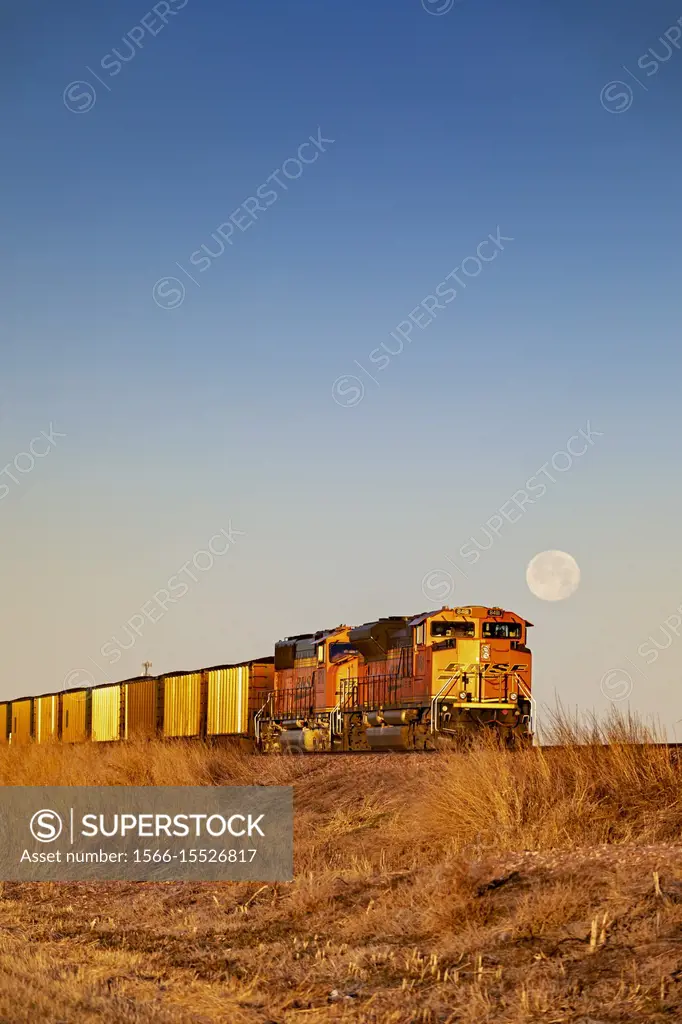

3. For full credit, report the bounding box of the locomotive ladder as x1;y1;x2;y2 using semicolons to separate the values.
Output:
515;676;537;740
329;704;343;746
254;692;274;745
430;674;460;733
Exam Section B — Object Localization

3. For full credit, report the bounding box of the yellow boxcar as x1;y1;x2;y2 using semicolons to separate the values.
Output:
91;684;122;742
163;672;204;738
206;660;274;738
0;703;8;744
125;677;159;739
207;665;250;736
9;699;32;745
62;689;90;743
35;694;60;743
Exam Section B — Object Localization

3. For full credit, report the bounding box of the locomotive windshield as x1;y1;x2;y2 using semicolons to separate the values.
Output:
482;622;522;639
430;621;475;638
329;642;358;661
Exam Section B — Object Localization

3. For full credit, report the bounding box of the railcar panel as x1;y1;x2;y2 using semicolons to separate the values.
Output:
0;703;8;744
163;672;204;738
207;666;249;735
35;695;60;743
62;689;90;743
91;684;122;742
10;699;32;745
125;677;160;739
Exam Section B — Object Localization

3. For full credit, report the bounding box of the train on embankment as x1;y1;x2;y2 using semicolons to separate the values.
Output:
0;605;534;752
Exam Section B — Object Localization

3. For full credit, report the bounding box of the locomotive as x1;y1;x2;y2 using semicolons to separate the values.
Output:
0;605;533;750
257;605;533;752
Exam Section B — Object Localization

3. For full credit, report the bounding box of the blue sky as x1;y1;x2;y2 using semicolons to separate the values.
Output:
2;0;682;732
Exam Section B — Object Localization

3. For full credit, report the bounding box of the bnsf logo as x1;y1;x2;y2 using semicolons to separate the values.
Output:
438;662;528;678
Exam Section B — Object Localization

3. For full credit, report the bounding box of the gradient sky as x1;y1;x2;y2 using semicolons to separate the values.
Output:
2;0;682;733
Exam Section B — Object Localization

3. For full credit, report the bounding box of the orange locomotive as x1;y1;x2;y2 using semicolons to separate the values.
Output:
258;625;361;752
256;606;533;751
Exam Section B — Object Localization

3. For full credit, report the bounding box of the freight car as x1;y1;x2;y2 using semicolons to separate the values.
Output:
0;659;274;746
0;605;534;751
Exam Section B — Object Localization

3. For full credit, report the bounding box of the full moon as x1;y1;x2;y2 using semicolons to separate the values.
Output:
526;550;581;602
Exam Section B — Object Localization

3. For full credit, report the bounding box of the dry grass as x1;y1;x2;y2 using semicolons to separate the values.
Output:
1;716;682;1022
416;712;682;853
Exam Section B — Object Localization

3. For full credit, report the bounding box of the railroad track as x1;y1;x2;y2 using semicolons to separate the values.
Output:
241;742;682;756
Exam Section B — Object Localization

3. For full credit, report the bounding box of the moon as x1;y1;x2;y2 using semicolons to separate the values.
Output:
526;550;580;602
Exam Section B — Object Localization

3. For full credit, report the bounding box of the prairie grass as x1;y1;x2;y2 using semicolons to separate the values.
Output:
415;709;682;853
0;712;681;1022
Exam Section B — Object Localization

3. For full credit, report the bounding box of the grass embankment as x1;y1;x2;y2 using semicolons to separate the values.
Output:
0;715;681;1022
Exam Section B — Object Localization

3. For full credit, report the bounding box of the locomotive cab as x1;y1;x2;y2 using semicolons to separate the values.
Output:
412;606;533;741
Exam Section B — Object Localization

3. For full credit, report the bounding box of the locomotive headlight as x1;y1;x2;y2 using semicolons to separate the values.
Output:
481;644;491;660
459;691;468;700
508;692;518;702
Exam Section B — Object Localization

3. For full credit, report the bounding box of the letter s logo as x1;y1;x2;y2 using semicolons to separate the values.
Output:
599;81;634;115
30;809;63;842
63;81;97;114
332;375;364;408
152;277;185;310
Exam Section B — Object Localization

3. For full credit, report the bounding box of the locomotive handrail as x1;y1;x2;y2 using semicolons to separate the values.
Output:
338;678;358;710
430;669;533;734
329;704;342;746
514;675;536;740
430;674;461;733
254;691;274;745
338;673;413;710
270;683;316;720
